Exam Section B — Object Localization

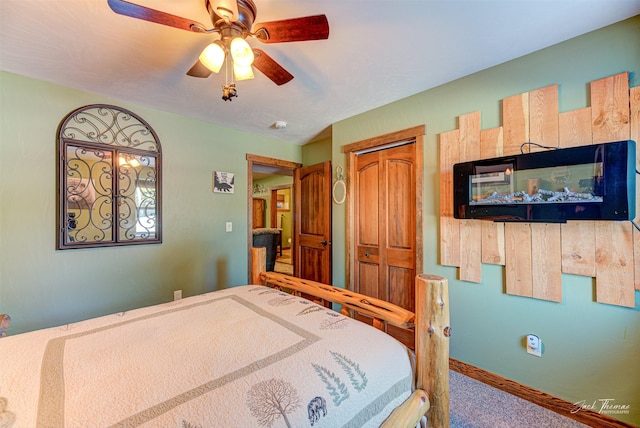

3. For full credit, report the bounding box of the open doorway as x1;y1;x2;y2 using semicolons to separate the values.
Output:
246;154;301;280
269;185;293;274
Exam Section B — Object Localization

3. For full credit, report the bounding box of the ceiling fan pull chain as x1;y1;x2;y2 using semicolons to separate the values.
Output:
221;55;238;101
225;54;229;83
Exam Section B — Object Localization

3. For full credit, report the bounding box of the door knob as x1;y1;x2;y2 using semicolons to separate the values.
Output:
320;240;328;246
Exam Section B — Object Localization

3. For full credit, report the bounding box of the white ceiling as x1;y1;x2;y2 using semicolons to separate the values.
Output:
1;1;639;145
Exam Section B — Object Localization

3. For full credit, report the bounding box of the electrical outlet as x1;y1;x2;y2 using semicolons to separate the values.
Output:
174;290;182;301
526;334;542;357
226;222;232;232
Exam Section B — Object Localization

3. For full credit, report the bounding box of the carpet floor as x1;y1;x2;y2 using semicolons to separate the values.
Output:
450;370;588;427
274;249;293;275
274;261;293;275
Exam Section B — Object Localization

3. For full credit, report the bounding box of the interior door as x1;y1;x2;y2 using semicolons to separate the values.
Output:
294;161;332;285
354;143;417;348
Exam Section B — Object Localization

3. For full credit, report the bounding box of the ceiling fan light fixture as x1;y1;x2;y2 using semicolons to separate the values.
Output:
233;63;254;81
199;42;226;73
106;0;330;103
210;0;239;23
230;37;254;67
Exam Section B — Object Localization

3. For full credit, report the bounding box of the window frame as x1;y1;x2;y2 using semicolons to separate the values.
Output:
56;104;162;249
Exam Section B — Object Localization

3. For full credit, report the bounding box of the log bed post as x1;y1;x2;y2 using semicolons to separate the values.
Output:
251;246;266;285
416;274;450;428
250;247;450;428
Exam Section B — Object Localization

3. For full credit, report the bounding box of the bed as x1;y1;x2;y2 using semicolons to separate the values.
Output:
0;247;450;427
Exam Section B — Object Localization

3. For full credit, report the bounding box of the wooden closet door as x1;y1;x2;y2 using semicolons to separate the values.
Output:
354;143;417;347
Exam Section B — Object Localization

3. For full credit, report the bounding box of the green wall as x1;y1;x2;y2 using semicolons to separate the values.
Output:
302;136;332;165
330;16;640;425
0;71;300;335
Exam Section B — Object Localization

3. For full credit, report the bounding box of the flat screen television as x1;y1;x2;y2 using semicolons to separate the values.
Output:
453;140;636;222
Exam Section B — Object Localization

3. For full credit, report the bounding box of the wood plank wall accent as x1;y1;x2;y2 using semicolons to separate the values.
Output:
529;85;562;302
630;86;640;292
480;127;505;266
559;107;596;278
438;72;639;307
505;223;534;297
439;130;460;267
591;73;634;307
503;91;536;298
459;112;482;283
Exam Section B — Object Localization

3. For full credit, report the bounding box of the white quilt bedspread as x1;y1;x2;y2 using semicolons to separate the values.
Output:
0;285;413;428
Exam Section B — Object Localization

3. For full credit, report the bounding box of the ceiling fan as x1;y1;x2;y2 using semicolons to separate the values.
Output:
107;0;329;100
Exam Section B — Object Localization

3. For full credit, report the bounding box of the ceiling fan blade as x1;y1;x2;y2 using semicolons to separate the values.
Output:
186;59;213;78
253;15;329;43
252;49;294;86
107;0;207;32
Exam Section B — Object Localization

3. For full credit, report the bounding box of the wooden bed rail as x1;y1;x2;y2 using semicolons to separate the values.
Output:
260;272;416;329
250;247;450;427
252;247;414;329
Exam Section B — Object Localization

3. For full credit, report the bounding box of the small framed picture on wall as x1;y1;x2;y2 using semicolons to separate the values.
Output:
213;171;235;193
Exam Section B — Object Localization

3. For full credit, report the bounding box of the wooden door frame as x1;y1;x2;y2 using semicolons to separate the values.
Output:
342;125;425;291
246;154;302;281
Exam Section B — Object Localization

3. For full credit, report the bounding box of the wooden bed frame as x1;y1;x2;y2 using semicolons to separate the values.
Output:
251;247;450;427
0;251;450;428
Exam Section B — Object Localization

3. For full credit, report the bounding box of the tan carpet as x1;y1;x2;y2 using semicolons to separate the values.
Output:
274;261;293;275
277;248;292;264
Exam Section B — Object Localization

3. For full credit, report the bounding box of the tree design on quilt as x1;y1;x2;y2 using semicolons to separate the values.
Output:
312;351;368;406
297;306;325;316
246;378;301;428
312;364;350;406
320;313;348;330
268;296;298;306
330;351;368;391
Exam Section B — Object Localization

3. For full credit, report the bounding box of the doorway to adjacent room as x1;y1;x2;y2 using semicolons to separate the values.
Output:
247;155;332;285
271;185;293;275
247;154;299;280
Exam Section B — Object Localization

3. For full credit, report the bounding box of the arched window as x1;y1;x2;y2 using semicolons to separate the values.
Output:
57;104;162;249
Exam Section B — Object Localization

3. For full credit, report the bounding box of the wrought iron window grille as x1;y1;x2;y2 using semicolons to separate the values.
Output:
56;104;162;249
